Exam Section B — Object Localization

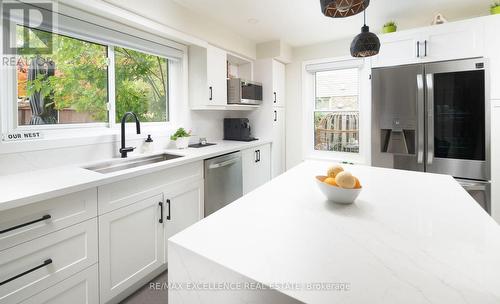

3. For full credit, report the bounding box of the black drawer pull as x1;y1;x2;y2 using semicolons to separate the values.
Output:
273;92;277;103
0;214;51;234
0;258;53;286
166;199;171;221
159;202;164;224
209;86;213;101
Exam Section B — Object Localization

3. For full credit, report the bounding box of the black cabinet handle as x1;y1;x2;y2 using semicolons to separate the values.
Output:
209;86;213;101
159;202;164;223
273;92;277;103
424;40;427;57
255;150;259;163
0;258;53;286
166;199;171;221
274;110;277;122
257;150;261;162
0;214;51;234
417;41;420;58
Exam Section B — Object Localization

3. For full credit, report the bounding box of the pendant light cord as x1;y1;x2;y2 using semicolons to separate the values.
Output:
363;10;366;26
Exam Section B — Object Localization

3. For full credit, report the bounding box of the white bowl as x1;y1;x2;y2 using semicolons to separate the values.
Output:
315;176;362;204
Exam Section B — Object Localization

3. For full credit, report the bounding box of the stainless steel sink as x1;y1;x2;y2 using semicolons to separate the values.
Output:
84;153;183;174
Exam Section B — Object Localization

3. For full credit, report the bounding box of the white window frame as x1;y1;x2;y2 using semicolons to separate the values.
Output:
0;1;186;152
302;56;371;165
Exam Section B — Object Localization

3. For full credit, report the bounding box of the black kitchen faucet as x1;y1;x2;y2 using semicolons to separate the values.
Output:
119;112;141;158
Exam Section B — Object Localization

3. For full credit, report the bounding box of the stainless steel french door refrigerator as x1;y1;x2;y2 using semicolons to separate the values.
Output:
371;58;490;213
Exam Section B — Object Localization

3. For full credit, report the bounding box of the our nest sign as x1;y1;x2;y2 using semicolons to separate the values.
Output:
3;132;44;142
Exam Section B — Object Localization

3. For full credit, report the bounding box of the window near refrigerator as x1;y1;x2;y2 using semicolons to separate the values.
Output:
314;68;360;153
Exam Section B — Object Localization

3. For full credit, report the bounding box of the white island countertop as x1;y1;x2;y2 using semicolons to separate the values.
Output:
168;160;500;304
0;139;270;211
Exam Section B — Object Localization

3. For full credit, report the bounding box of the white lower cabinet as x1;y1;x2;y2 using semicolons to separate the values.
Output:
242;144;271;194
164;179;204;259
0;162;204;304
98;193;165;304
0;189;97;251
0;219;98;304
20;264;98;304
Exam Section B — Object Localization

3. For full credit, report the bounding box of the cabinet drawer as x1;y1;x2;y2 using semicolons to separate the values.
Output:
0;189;97;251
20;264;98;304
98;161;203;214
0;219;98;304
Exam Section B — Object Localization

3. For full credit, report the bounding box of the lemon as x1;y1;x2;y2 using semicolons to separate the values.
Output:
335;171;356;189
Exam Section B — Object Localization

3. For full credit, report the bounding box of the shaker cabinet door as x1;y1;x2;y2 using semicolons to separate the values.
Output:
207;45;228;106
99;193;165;303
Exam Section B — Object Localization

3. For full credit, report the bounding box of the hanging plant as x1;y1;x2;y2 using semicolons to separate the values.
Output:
491;2;500;15
382;21;397;34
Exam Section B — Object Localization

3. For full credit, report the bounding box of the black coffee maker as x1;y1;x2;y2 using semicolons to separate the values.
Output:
223;118;257;141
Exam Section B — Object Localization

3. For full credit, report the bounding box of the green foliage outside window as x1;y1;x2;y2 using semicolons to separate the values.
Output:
17;26;168;125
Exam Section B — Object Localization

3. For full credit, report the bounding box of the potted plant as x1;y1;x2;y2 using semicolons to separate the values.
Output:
382;21;397;34
170;128;191;149
492;2;500;15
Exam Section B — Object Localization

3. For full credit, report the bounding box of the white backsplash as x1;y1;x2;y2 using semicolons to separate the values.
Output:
0;110;252;176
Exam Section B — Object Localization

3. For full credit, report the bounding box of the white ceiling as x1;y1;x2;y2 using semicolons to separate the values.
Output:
172;0;492;47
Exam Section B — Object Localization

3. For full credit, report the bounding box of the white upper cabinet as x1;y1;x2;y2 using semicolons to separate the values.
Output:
373;19;484;68
207;45;228;106
485;15;500;100
372;30;422;67
272;60;286;107
189;44;256;110
189;44;228;109
423;19;484;62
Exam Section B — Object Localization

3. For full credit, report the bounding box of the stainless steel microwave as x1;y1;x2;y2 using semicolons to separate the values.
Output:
227;78;263;105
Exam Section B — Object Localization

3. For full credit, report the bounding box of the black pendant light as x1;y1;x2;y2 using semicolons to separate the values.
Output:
320;0;370;18
350;10;380;57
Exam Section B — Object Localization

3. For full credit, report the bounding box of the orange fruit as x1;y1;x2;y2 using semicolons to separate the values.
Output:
354;177;362;189
324;177;338;187
317;176;327;182
327;165;344;178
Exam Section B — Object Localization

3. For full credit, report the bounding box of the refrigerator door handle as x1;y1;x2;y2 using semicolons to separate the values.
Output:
417;74;425;164
426;73;435;165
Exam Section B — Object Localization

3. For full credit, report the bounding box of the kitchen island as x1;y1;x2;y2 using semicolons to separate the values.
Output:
168;160;500;304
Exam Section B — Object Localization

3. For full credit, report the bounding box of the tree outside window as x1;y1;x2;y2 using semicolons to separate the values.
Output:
16;26;169;126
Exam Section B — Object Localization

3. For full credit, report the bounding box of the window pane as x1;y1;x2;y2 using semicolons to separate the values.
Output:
114;47;168;123
314;68;360;153
17;26;108;126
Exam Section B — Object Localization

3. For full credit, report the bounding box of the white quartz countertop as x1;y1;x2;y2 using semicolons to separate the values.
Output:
169;160;500;304
0;139;270;211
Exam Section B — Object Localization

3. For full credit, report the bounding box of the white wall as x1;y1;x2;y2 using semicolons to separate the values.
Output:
101;0;256;59
285;38;352;169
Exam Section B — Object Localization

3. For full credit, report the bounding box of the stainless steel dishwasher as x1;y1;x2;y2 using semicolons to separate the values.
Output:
204;151;243;216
